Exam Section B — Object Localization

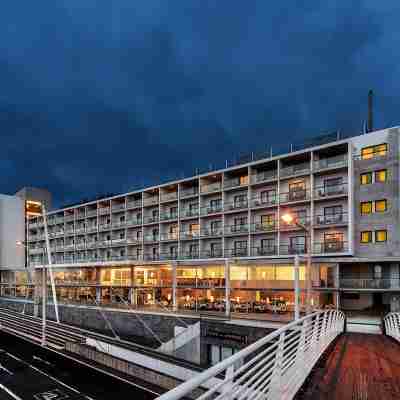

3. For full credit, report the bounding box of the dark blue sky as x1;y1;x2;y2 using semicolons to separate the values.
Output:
1;1;399;207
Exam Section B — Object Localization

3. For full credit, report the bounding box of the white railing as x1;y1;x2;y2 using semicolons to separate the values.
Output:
384;312;400;343
156;310;345;400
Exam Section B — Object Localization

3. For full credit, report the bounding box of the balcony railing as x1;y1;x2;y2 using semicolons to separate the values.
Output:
200;228;222;237
64;215;74;222
112;204;125;211
314;213;348;226
180;187;199;198
126;219;142;227
225;248;248;257
251;246;277;256
111;221;126;228
180;208;199;218
86;210;97;217
280;216;309;230
224;224;249;235
280;161;310;177
314;241;347;254
224;177;248;189
143;197;159;206
160;213;178;221
201;249;223;258
200;182;222;194
200;204;223;215
179;251;200;260
314;154;348;171
98;207;110;215
126;200;142;209
280;189;310;203
160;192;178;202
251;195;277;208
143;216;159;224
160;233;179;241
280;244;307;255
160;252;179;260
224;200;248;211
143;235;159;243
126;237;142;245
75;213;86;220
340;278;398;290
180;231;200;240
314;183;347;198
251;170;278;184
250;222;276;233
86;225;97;233
144;253;160;261
75;242;86;249
98;223;111;231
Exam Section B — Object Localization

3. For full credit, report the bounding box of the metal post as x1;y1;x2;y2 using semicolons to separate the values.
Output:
172;261;177;312
41;268;47;347
42;205;60;323
294;254;300;320
225;259;230;317
306;232;312;315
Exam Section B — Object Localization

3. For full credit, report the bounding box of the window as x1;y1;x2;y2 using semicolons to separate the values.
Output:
211;220;222;234
375;169;387;183
360;201;372;215
360;172;372;185
170;207;178;218
260;214;274;227
189;223;199;235
375;230;387;242
324;177;343;195
374;265;382;279
234;194;247;207
210;199;222;211
375;199;387;212
360;231;372;243
239;175;248;185
261;238;275;251
361;143;388;160
234;241;247;256
210;242;222;257
290;236;306;253
260;189;276;204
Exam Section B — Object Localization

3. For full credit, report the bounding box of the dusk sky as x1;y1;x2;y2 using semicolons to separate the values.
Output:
1;1;399;207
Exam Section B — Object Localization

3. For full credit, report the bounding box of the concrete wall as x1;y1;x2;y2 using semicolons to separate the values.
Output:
15;187;52;211
0;195;25;269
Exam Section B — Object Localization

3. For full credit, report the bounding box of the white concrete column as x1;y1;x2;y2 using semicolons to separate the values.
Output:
390;264;399;289
225;259;230;317
294;255;300;320
172;261;177;311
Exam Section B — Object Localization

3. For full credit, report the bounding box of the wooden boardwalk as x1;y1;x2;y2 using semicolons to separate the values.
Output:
297;333;400;400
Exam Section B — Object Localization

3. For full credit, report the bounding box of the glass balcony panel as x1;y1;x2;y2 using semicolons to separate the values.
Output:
314;154;347;170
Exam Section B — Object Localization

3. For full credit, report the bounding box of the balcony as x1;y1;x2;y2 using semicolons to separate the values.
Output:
127;237;142;245
179;251;200;260
127;253;143;261
160;192;178;202
200;182;222;194
127;200;142;209
99;207;110;215
112;221;126;228
143;235;159;243
65;229;75;235
144;253;160;261
126;219;142;227
224;224;249;235
251;246;277;256
112;204;125;212
86;210;97;217
314;154;347;171
86;241;97;249
97;240;111;247
225;248;248;257
201;249;223;258
314;213;348;226
180;208;199;218
251;195;277;208
110;238;127;246
160;252;179;261
200;228;223;237
76;212;86;220
160;212;178;222
75;227;86;234
86;225;98;233
75;242;86;249
143;216;159;224
29;247;44;255
200;204;223;216
180;231;200;240
251;170;278;184
280;244;307;255
314;183;347;199
280;189;310;204
280;217;309;231
314;241;347;254
64;215;74;222
340;278;399;290
250;222;276;233
224;177;248;190
64;243;75;250
160;233;179;241
280;162;310;178
143;197;159;207
224;200;248;212
180;187;199;198
98;223;111;231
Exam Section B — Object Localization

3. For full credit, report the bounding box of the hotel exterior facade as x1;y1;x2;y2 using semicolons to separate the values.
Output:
2;127;400;316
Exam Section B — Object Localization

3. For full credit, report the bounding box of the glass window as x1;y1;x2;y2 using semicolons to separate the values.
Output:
239;175;248;185
360;172;372;185
360;231;372;243
360;201;372;215
375;230;387;242
375;199;387;212
361;143;388;160
260;214;274;227
375;143;388;156
260;189;276;204
375;169;387;183
361;146;374;160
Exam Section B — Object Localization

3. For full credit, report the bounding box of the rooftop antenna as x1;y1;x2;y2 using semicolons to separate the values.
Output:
367;89;374;133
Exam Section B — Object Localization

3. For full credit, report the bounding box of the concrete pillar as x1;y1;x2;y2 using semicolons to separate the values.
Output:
33;269;42;317
172;262;177;311
390;264;399;289
95;267;101;304
225;259;230;317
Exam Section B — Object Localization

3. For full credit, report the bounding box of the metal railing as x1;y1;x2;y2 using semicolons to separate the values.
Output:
384;312;400;343
201;182;222;193
161;192;178;202
224;177;249;189
280;189;310;203
251;196;277;208
314;213;347;226
156;310;345;400
224;200;248;211
314;183;347;198
251;170;278;184
314;154;347;170
280;161;310;177
340;278;398;290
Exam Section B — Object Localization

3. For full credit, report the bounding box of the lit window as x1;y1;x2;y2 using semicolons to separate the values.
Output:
239;175;248;185
375;230;387;242
375;199;387;212
361;143;388;160
360;231;372;243
361;146;374;160
360;172;372;185
375;143;388;156
360;201;372;215
375;169;387;183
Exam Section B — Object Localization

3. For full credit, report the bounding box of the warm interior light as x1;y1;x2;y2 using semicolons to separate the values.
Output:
26;200;42;206
167;293;172;301
210;295;214;302
185;295;190;302
281;213;294;224
16;241;24;246
147;293;152;300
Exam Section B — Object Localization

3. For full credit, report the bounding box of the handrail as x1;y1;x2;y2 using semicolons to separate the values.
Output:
384;312;400;343
156;309;345;400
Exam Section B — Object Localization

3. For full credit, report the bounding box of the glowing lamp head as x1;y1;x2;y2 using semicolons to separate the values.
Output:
281;213;294;224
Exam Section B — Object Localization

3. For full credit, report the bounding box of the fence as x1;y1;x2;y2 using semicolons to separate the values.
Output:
384;312;400;343
156;309;345;400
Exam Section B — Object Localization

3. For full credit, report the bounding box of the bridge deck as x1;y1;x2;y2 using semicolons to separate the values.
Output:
298;333;400;400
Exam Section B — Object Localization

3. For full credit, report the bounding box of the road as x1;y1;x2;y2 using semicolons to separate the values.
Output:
0;331;159;400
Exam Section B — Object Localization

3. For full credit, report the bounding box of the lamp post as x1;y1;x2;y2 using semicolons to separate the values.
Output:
281;213;312;317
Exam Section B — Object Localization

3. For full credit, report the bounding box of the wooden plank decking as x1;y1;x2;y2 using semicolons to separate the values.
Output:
297;333;400;400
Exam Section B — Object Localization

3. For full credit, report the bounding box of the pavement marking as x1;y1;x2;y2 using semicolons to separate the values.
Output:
0;383;23;400
33;389;69;400
0;349;93;400
0;362;13;375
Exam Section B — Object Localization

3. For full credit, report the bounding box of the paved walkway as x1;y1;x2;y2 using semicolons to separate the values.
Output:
298;333;400;400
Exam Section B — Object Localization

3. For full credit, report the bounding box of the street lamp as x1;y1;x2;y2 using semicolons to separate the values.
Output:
281;212;313;318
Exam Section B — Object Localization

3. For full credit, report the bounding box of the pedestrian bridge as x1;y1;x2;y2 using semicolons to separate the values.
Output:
156;311;400;400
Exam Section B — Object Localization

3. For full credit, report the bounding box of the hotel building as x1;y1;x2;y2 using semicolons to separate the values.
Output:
2;127;400;316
